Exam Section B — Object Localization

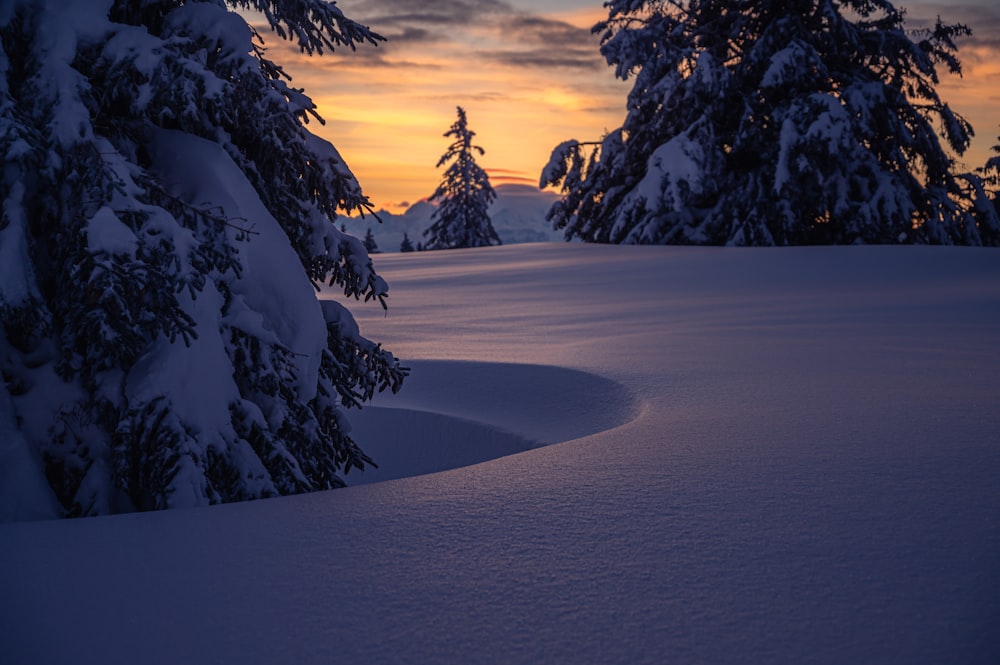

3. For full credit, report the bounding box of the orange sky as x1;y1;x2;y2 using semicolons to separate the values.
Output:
256;1;1000;214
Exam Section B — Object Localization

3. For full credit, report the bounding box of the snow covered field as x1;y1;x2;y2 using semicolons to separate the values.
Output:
2;243;999;664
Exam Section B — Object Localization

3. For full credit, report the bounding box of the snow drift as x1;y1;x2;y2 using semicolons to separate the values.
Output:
2;244;998;664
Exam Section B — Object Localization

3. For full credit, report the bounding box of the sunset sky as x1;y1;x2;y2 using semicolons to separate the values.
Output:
260;0;1000;214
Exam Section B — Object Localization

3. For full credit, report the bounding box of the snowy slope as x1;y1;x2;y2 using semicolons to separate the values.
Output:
2;244;999;664
341;183;561;251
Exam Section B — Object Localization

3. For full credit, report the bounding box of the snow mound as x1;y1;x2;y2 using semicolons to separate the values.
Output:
346;360;639;485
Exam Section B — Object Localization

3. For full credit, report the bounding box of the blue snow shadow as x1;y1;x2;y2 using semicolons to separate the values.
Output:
345;360;639;485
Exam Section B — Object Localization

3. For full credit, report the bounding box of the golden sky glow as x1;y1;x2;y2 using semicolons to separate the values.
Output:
257;1;1000;214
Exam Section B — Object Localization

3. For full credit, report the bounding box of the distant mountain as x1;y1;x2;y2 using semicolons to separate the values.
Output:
339;184;562;253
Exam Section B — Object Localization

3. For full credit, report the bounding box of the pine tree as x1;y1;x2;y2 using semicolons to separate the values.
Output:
423;107;500;250
363;227;379;253
541;0;999;246
400;232;415;252
0;0;406;518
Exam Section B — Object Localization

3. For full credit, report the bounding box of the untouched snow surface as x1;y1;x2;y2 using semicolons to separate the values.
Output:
2;243;999;664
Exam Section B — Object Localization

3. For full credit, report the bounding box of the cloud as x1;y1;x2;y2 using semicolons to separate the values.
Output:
486;168;537;185
500;13;595;46
489;13;603;69
481;48;602;70
487;167;529;177
326;0;605;70
340;0;513;34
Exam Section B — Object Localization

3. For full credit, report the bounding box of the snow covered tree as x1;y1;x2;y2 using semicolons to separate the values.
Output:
423;107;500;250
400;232;415;252
541;0;1000;246
0;0;406;519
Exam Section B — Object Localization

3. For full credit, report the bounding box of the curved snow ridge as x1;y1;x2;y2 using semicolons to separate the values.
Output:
345;360;640;485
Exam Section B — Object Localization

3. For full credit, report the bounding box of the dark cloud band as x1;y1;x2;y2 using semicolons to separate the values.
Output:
330;0;604;70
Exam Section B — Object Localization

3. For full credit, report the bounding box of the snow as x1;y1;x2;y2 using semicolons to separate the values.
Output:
2;243;999;664
33;0;114;148
85;207;138;256
630;132;704;222
146;128;328;402
761;42;808;89
539;139;580;186
124;282;234;438
775;115;797;194
348;359;639;485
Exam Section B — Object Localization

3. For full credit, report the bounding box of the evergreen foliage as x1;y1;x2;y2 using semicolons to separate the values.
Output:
400;232;415;252
0;0;405;517
979;129;1000;194
541;0;1000;246
982;131;1000;189
975;129;1000;245
423;107;500;250
363;227;379;253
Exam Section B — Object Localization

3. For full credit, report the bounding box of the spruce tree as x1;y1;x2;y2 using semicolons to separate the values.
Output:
0;0;405;518
423;107;500;250
363;227;379;254
541;0;1000;246
400;232;415;252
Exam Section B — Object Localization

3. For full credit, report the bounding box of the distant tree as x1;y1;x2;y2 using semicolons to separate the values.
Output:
363;227;380;253
974;128;1000;245
0;0;405;518
541;0;999;246
978;128;1000;198
423;107;500;250
400;232;416;252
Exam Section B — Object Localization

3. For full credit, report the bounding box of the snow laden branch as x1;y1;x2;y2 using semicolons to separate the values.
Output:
228;0;385;55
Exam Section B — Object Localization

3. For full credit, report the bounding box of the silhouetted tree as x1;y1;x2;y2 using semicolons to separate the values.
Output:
400;232;415;252
363;227;380;253
424;107;500;249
